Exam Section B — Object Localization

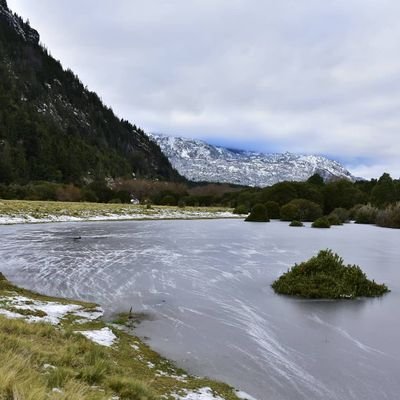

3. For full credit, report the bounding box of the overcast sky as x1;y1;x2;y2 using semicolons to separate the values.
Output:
8;0;400;179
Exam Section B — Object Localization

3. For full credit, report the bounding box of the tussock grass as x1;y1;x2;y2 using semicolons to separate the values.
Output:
0;318;110;400
0;276;241;400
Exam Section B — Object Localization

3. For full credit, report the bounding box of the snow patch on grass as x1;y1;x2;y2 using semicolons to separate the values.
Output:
235;390;258;400
0;308;24;319
76;327;117;347
0;294;103;325
171;387;226;400
156;370;188;382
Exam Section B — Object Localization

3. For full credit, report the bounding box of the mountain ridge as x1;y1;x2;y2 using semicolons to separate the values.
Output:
0;0;182;184
0;0;39;44
149;133;357;187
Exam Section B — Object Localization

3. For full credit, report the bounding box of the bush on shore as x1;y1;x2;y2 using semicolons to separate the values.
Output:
329;207;350;223
233;204;249;215
354;204;378;224
265;201;280;219
376;203;400;228
280;199;322;222
312;217;331;228
289;220;304;227
245;204;269;222
327;214;342;226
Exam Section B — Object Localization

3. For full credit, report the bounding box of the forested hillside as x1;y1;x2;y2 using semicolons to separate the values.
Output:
0;0;181;184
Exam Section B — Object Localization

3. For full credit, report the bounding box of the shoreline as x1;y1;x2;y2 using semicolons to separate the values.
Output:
0;199;240;225
0;272;255;400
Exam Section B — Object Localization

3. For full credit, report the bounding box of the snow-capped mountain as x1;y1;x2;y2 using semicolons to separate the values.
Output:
149;133;356;187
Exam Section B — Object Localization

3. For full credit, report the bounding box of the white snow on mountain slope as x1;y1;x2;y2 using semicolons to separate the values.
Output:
149;133;356;187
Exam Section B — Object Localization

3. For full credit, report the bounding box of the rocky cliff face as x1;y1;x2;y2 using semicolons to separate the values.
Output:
0;0;39;44
150;133;356;187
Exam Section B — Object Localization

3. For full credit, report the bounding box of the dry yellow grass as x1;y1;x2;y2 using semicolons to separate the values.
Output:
0;199;234;222
0;275;241;400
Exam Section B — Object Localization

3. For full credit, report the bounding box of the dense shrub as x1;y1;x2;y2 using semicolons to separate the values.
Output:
109;198;122;204
323;180;366;213
265;201;280;219
272;249;389;299
370;173;399;208
329;207;350;223
177;200;186;208
312;217;331;228
88;181;115;203
81;188;98;202
327;214;342;226
289;220;304;227
245;204;269;222
160;194;176;206
233;204;249;215
349;204;364;220
280;199;323;222
115;190;131;204
259;182;298;205
354;205;378;224
279;203;297;221
307;173;324;186
376;204;400;228
25;182;59;201
56;184;82;202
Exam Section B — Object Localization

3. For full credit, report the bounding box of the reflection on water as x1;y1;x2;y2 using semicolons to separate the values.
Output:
0;220;399;400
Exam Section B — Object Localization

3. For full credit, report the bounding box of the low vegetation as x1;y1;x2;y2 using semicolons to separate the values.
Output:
376;203;400;228
0;273;241;400
272;249;389;299
354;204;378;224
289;220;304;227
232;204;248;215
311;217;331;228
327;214;342;226
245;204;269;222
265;201;280;219
329;208;350;224
279;199;322;222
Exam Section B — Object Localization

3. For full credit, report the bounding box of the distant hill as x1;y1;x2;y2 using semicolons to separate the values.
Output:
149;133;356;187
0;0;181;184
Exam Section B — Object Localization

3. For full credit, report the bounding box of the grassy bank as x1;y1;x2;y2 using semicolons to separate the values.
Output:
0;199;236;225
0;273;244;400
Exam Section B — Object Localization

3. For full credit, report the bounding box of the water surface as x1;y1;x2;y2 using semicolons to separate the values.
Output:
0;220;399;400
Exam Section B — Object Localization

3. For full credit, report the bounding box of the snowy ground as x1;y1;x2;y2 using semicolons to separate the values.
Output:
0;294;103;325
171;388;256;400
77;327;118;347
0;208;237;225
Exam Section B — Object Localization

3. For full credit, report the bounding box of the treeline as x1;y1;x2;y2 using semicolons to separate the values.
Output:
230;173;400;229
0;172;398;210
1;172;400;227
0;180;242;206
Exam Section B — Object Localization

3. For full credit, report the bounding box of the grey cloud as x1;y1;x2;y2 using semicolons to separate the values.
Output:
8;0;400;178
